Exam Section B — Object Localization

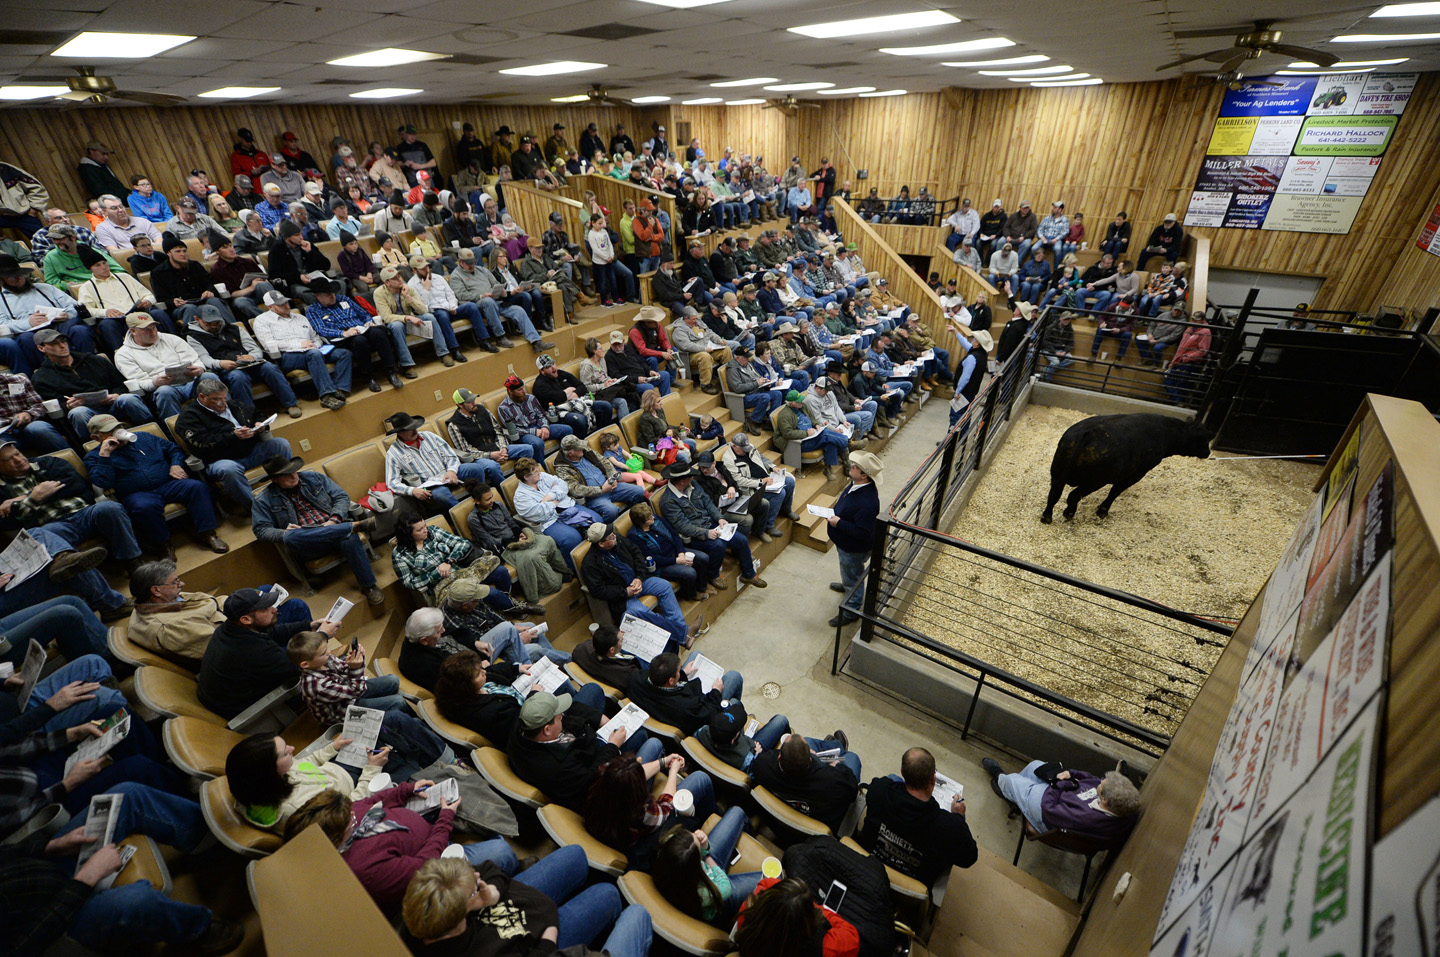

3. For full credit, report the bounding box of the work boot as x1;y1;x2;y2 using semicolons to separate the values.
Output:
49;545;108;582
479;339;500;353
441;354;456;367
400;367;419;379
824;465;839;482
387;372;405;389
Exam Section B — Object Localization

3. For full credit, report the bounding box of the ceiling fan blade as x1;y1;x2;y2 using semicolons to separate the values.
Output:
57;90;96;102
114;90;186;106
1172;25;1251;39
1156;50;1229;71
1266;44;1341;67
1213;51;1252;74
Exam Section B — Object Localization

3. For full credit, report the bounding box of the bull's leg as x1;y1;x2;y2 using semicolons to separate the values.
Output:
1063;482;1105;520
1095;476;1142;518
1041;476;1065;523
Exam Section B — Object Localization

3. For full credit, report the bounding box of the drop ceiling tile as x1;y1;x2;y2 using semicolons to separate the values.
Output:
84;0;272;35
212;7;387;43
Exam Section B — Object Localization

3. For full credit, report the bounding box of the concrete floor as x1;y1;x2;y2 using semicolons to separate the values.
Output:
689;394;1091;896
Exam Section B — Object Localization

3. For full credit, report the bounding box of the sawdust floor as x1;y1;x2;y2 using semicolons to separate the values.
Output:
900;404;1318;739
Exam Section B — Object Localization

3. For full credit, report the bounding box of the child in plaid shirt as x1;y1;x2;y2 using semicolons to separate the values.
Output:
287;631;409;726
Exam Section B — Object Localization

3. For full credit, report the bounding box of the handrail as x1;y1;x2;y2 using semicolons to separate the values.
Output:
930;241;1012;332
503;180;585;251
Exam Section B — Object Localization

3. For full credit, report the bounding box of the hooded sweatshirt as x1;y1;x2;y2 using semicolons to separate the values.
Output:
115;330;202;392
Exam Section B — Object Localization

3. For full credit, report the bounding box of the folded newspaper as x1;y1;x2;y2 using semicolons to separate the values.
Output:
596;701;649;744
405;776;460;812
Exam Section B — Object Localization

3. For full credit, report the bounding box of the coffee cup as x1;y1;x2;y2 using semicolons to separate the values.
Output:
671;790;694;816
761;856;783;879
42;399;61;414
441;843;466;859
368;772;392;793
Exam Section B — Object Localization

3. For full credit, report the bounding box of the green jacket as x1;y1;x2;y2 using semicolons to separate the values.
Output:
755;242;786;268
738;296;768;324
733;247;762;273
772;404;809;452
825;314;855;336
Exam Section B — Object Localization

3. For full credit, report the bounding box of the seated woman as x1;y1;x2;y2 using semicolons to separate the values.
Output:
400;846;652;957
225;732;386;830
636;389;697;461
749;341;791;412
584;753;715;871
285;783;517;913
206;194;243;233
391;511;515;611
597;431;661;496
579;336;640;421
734;877;861;957
625;501;715;601
488;247;550;331
433;650;603;746
652;812;764;926
510;457;603;566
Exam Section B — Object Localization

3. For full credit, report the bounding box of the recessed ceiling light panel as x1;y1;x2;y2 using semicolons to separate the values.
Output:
327;48;446;67
630;95;672;103
710;77;779;87
858;89;907;97
198;86;280;99
789;11;960;39
879;37;1014;56
941;55;1050;67
819;87;877;94
979;65;1072;76
52;32;194;58
763;82;835;91
681;97;723;104
499;61;607;76
349;88;424;99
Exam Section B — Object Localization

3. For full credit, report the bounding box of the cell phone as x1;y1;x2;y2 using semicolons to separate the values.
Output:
822;879;847;912
349;637;359;654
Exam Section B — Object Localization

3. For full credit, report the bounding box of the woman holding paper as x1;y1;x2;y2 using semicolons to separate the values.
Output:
584;753;716;872
826;451;882;629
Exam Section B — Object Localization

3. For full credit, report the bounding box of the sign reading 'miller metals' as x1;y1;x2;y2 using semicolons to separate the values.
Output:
1184;72;1418;235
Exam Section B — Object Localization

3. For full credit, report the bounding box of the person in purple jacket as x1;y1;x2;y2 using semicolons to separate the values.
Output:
982;757;1140;843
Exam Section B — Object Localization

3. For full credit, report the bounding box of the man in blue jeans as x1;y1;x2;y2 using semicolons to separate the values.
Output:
173;377;292;510
400;845;653;957
250;291;351;408
383;411;492;513
0;596;109;674
251;455;384;605
553;434;645;522
0;439;141;620
580;522;693;646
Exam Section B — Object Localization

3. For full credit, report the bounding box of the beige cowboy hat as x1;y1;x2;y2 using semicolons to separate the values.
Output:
848;450;883;484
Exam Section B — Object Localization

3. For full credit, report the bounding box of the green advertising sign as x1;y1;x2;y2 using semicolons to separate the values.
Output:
1292;116;1398;157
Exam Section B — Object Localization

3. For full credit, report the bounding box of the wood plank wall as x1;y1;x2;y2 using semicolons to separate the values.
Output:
5;76;1439;315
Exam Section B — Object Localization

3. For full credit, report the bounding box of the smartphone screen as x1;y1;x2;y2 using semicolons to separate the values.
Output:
822;880;847;912
349;637;359;654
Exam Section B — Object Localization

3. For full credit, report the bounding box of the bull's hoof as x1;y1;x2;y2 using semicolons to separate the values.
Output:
1062;510;1076;522
1040;512;1053;524
1095;507;1110;519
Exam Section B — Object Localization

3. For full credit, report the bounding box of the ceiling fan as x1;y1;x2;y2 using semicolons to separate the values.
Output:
1156;19;1341;77
762;95;822;116
52;66;187;106
580;84;625;107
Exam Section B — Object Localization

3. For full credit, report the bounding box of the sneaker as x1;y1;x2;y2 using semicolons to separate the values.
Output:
49;545;108;582
981;757;1006;798
320;394;346;410
190;917;247;956
364;586;385;606
286;405;303;418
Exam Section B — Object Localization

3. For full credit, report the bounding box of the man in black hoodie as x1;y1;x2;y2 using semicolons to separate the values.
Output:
506;690;658;810
196;587;335;719
624;651;744;736
266;219;331;303
860;747;977;887
749;732;862;835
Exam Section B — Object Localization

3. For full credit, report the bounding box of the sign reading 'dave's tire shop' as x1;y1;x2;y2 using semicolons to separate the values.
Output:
1183;72;1418;235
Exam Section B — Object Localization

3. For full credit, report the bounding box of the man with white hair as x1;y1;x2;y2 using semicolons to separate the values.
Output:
983;757;1141;843
250;291;350;409
173;377;292;509
717;432;796;543
254;183;291;232
29;208;100;264
94;194;162;252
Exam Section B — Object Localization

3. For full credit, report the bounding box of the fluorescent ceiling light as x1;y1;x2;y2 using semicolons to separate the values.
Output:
499;61;606;77
1371;3;1440;15
550;94;590;102
52;32;194;58
326;48;445;68
632;0;734;6
979;64;1072;76
349;88;423;99
1277;68;1375;75
1011;72;1088;81
726;98;767;105
1332;31;1440;41
0;85;69;100
198;86;280;99
681;97;723;105
941;54;1050;67
819;86;877;94
879;37;1014;56
858;89;907;97
710;77;778;87
789;11;959;39
1288;58;1409;67
630;95;672;103
763;81;835;91
1031;77;1103;87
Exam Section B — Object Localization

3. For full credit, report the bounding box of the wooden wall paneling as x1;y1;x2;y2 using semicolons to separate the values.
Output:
866;223;943;257
503;180;584;255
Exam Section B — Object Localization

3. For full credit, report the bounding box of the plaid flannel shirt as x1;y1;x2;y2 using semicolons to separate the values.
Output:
299;655;368;726
0;375;46;429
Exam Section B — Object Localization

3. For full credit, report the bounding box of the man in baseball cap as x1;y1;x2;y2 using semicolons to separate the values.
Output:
510;686;652;811
198;585;338;719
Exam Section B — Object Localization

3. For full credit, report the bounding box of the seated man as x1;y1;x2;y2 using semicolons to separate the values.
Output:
185;303;304;418
305;278;407;392
671;308;733;396
507;690;658;812
604;328;670;397
770;322;823;394
580;522;691;646
404;256;471;365
161;197;224;243
266;220;331;304
31;328;153;433
448;248;553;353
250;291;349;408
496;374;572;455
399;605;547;694
570;623;645;690
695;701;791;773
860;747;978;887
748;731;862;835
128;560;310;663
252;455;384;605
114;313;218;420
446;388;533;467
1142;213;1184;264
94;194;162;252
0;253;87;373
196;587;338;720
73;243;174;353
806;375;877;444
0;439;139;621
717;432;796;543
84;414;228;558
466;483;571;603
553;435;644;522
650;256;697;317
0;370;67;455
625;651;744;737
205;233;273;321
659;462;766;588
149;234;236;328
439;581;557;662
41;224;122;290
531;354;613;436
694;451;769;538
383;411;491;511
173;378;292;511
863;333;916;403
983;756;1141;843
774;390;849;483
374;266;447;371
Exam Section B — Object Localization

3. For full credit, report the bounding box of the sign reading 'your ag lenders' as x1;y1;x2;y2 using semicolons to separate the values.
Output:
1183;72;1417;235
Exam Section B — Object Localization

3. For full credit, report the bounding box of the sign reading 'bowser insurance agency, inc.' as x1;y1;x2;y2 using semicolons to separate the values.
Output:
1184;72;1418;235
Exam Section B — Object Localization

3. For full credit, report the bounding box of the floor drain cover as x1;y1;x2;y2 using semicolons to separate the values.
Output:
761;682;781;699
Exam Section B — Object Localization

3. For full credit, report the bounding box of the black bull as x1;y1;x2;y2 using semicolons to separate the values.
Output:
1041;413;1212;523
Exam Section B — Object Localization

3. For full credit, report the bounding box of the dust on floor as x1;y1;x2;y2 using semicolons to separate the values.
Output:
899;404;1318;740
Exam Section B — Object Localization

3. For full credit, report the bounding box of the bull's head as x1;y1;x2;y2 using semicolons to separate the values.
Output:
1183;421;1213;459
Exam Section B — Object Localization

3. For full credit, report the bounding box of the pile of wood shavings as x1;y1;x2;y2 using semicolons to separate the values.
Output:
899;405;1317;738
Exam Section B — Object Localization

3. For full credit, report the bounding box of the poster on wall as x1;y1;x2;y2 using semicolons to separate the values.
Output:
1416;201;1440;259
1184;72;1418;235
1369;794;1440;957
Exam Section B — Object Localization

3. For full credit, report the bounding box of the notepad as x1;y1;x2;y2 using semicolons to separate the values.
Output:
807;504;835;519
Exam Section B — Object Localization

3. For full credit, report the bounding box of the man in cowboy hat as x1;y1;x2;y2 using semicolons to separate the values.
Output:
672;307;732;395
84;412;228;558
383;411;494;511
252;454;384;605
826;449;882;627
660;461;767;590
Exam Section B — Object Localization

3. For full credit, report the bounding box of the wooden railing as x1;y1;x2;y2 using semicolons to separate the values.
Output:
504;180;586;251
571;174;679;234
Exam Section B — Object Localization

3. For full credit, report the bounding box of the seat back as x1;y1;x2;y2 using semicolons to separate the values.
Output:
415;698;491;750
472;747;548;808
107;625;194;676
132;666;225;723
537;803;626;876
449;496;477;539
200;776;283;858
163;716;245;779
321;442;386;502
586;424;625;457
752;784;833;839
563;660;622;702
680;736;750;792
660;392;696;435
619;409;644;448
617;871;736;955
372;657;431;700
